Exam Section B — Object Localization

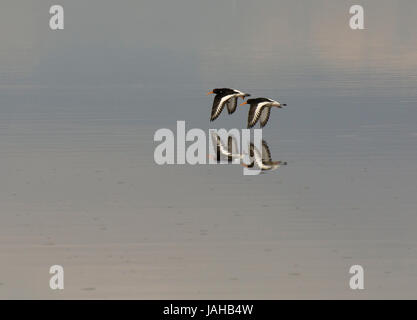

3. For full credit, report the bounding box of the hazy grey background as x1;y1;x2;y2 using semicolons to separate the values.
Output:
0;0;416;298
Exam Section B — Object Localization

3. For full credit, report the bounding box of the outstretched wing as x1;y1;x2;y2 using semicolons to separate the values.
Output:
210;132;228;156
259;107;271;128
210;94;234;121
226;97;238;114
249;142;265;168
243;143;256;168
261;140;272;162
247;103;265;128
210;95;225;121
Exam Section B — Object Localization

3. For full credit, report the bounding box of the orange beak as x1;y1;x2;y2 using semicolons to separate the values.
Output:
206;91;214;95
239;101;247;106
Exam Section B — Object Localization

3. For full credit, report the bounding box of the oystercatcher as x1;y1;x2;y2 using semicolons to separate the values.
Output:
242;140;287;172
240;98;286;128
209;132;245;163
207;88;250;121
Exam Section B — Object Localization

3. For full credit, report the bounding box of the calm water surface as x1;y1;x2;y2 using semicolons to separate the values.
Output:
0;0;416;298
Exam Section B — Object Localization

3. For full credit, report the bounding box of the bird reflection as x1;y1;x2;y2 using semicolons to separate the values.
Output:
209;132;244;163
242;140;287;172
210;133;287;173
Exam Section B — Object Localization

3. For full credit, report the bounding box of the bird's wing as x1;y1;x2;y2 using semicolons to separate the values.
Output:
247;103;264;128
247;105;257;128
243;143;256;168
259;106;271;128
227;136;234;161
210;94;234;121
261;140;272;162
211;132;229;156
249;143;259;164
210;95;225;121
226;97;238;114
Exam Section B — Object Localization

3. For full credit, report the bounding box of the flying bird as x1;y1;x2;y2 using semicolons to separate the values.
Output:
207;88;250;121
242;140;287;172
240;98;286;128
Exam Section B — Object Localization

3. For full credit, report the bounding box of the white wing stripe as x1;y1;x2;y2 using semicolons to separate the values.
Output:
213;94;235;119
252;145;270;169
220;94;236;106
250;102;269;126
260;107;270;126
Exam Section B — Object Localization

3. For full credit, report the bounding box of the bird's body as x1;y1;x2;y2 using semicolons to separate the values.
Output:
240;97;286;128
207;88;250;121
242;140;287;172
210;132;245;162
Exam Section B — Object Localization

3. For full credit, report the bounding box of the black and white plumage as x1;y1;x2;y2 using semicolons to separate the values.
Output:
242;140;287;172
207;88;250;121
210;132;245;162
240;97;286;128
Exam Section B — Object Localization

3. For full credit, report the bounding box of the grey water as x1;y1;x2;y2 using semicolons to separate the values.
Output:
0;0;416;298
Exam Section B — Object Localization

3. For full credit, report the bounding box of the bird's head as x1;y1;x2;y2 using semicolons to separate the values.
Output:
239;98;253;106
206;88;223;95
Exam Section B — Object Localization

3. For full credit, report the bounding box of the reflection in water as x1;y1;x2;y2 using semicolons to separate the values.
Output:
1;0;417;298
246;140;288;172
210;131;245;163
210;132;287;173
